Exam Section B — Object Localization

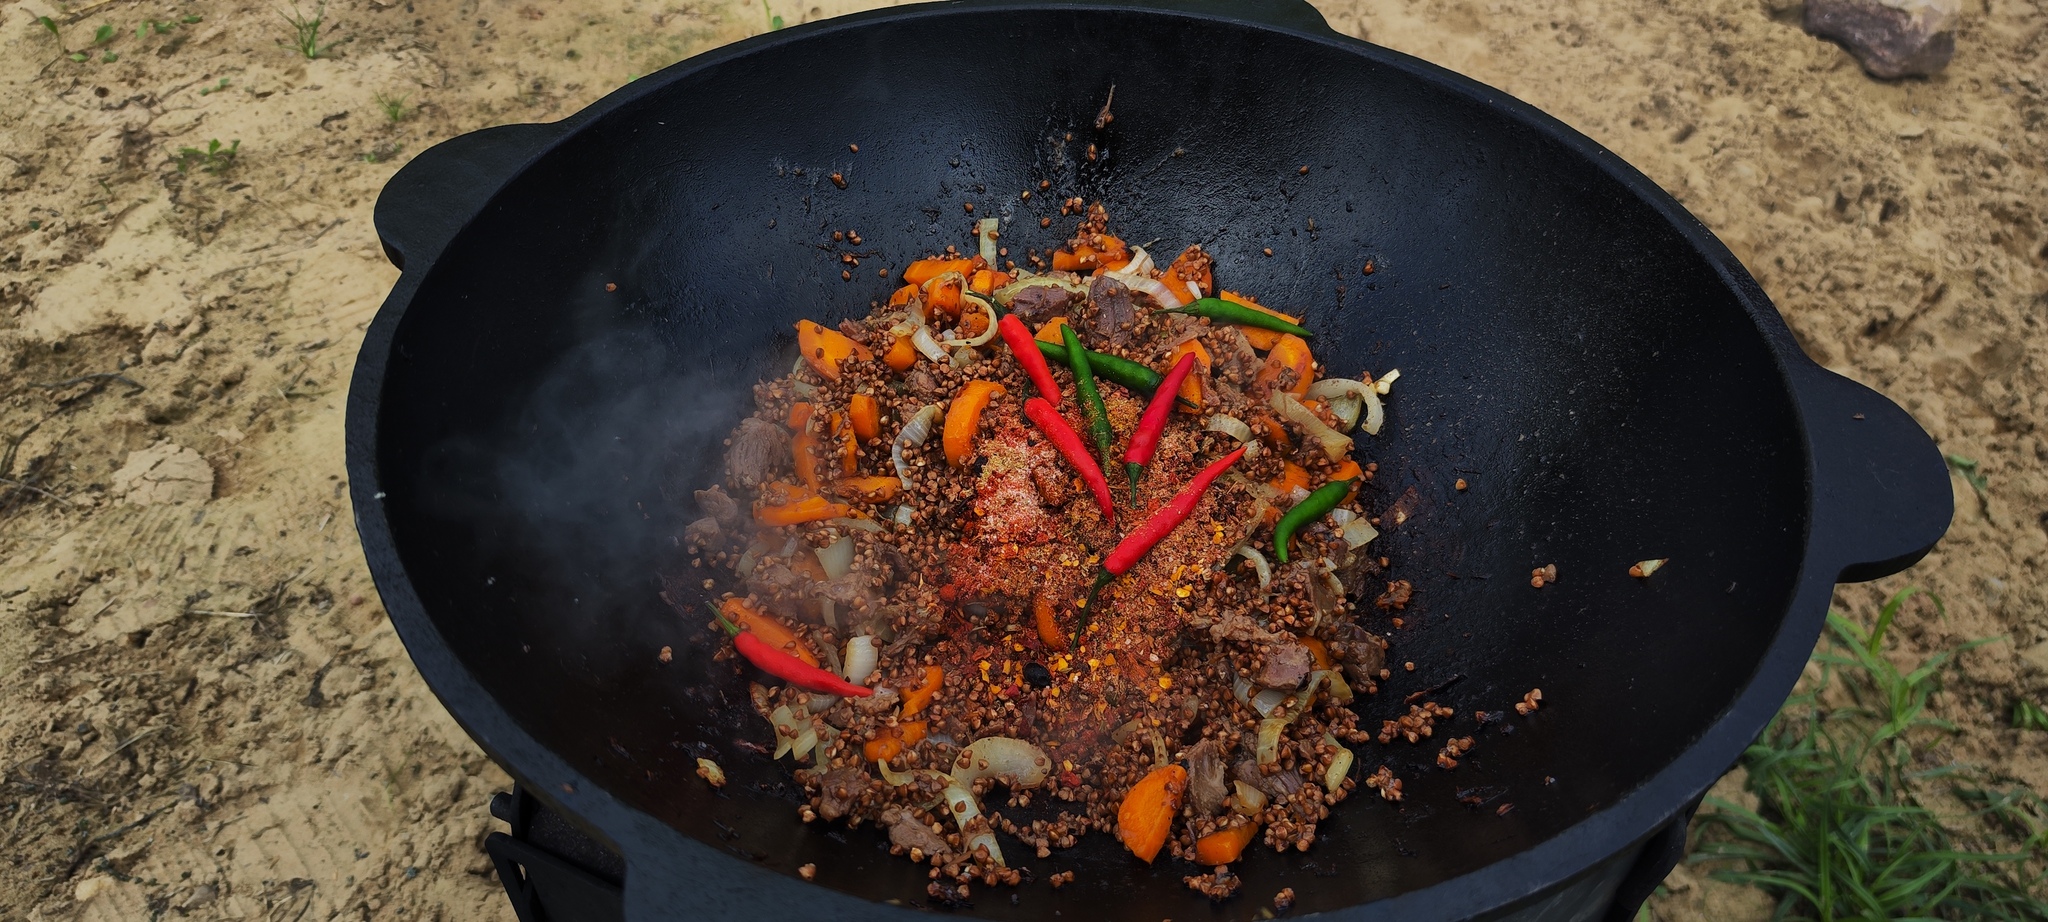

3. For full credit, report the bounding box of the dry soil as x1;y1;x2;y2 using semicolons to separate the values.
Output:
1;0;2042;919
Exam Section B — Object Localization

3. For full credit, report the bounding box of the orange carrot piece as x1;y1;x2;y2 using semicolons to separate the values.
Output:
1117;764;1187;864
1331;460;1363;502
922;272;965;319
1160;248;1215;304
1034;596;1064;649
849;394;882;442
1194;821;1260;866
1301;637;1334;670
901;665;944;717
792;426;823;492
1217;292;1302;351
862;719;928;762
1165;338;1213;411
755;495;849;527
720;598;818;666
839;422;859;475
942;380;1005;467
1269;461;1310;496
1035;317;1071;345
1255;334;1314;397
787;401;815;430
904;258;975;286
796;320;872;382
969;268;998;296
884;335;917;372
888;283;920;307
834;475;901;503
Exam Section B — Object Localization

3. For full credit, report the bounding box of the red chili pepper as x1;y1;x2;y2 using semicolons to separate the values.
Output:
1024;397;1115;527
999;314;1063;406
715;611;873;697
1123;352;1199;503
1083;446;1248;624
1106;445;1246;575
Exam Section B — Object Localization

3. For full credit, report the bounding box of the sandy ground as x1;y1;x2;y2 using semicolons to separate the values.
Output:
0;0;2040;919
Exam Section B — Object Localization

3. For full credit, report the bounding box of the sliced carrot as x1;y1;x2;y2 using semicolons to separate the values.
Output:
1034;596;1064;649
958;302;991;339
839;421;859;475
796;320;872;382
790;551;828;581
901;665;945;717
1269;462;1311;496
1218;291;1302;351
848;394;882;442
1165;338;1213;412
720;598;818;666
1051;234;1129;273
1254;334;1314;397
1301;637;1334;671
792;425;823;492
1194;821;1260;866
904;258;975;286
862;719;928;762
888;284;920;307
758;481;814;506
787;401;815;430
1035;317;1071;345
755;495;849;527
942;380;1006;467
1116;764;1187;864
1160;248;1215;305
969;268;998;296
884;335;917;372
834;475;901;503
1331;460;1363;502
922;272;965;319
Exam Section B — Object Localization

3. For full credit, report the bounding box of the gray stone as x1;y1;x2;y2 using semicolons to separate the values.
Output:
1804;0;1959;78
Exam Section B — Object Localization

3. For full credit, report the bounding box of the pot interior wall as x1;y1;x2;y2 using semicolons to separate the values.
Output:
373;7;1807;916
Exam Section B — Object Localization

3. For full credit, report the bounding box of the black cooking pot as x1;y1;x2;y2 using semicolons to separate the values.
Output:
345;1;1951;919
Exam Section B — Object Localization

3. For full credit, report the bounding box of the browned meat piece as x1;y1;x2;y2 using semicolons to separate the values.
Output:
852;686;900;714
1007;284;1080;325
1325;621;1389;687
905;369;941;398
885;808;952;859
1234;759;1304;799
694;485;741;525
726;417;788;487
683;517;721;546
839;318;871;342
816;766;868;821
1206;611;1284;646
1256;641;1315;689
1185;739;1229;817
1031;463;1071;507
1086;273;1143;346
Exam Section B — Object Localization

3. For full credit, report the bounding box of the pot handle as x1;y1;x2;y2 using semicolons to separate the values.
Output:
373;121;565;272
1794;364;1951;582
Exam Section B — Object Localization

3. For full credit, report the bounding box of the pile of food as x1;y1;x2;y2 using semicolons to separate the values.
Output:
677;205;1407;904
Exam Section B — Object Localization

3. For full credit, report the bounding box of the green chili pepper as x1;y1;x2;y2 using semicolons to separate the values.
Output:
1166;297;1314;340
1274;479;1354;564
1034;339;1162;396
1062;324;1117;473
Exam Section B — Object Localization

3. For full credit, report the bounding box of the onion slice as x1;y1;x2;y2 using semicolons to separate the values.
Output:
1230;544;1273;590
817;536;855;579
911;325;947;362
1104;266;1184;310
1206;414;1253;444
951;737;1052;788
939;295;1000;348
1273;392;1352;461
1307;377;1386;436
892;405;942;489
842;635;877;685
976;217;999;265
1323;734;1355;792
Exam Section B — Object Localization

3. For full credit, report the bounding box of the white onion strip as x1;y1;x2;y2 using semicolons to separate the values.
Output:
1231;544;1273;590
1273;392;1352;460
1206;414;1253;444
975;217;999;265
939;295;1000;348
892;405;942;489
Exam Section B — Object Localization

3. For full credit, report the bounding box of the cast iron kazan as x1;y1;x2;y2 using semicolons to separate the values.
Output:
345;1;1951;919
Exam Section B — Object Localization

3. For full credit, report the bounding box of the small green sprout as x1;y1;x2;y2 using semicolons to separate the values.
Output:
199;77;230;96
175;138;240;175
280;2;335;60
93;24;115;45
374;91;410;123
2015;699;2048;732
